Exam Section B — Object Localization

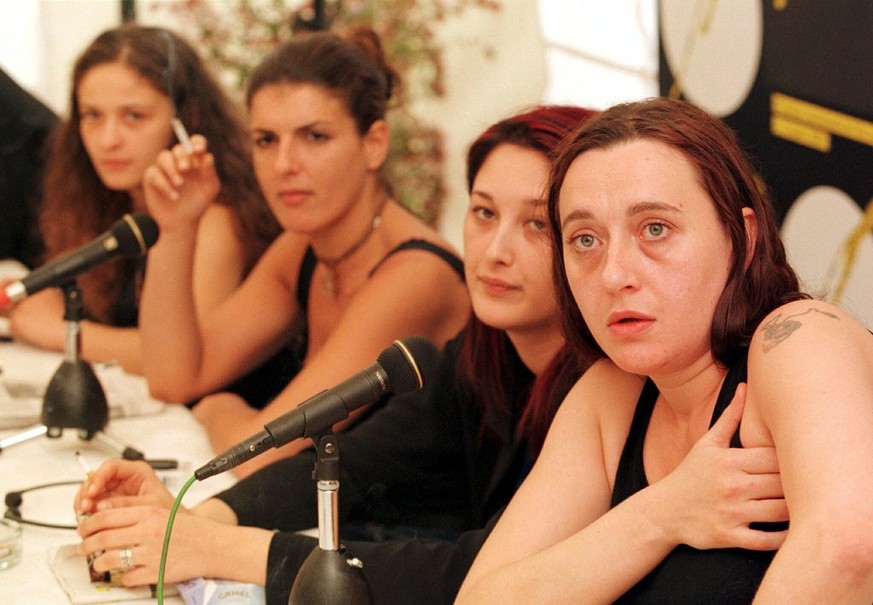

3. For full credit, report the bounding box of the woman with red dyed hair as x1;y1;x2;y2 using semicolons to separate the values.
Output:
458;97;873;604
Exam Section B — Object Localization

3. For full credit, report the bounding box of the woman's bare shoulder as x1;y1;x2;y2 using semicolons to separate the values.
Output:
747;298;873;432
562;358;646;417
370;208;464;285
750;298;871;357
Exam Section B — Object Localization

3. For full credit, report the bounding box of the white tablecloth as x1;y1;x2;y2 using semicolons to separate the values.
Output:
0;342;236;605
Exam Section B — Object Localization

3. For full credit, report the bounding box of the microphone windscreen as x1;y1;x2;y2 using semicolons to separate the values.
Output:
111;213;160;256
379;336;439;394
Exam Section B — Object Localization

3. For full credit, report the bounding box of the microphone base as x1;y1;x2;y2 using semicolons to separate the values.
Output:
289;547;372;605
41;359;109;437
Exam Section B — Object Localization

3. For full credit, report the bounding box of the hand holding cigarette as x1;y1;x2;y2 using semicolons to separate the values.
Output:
142;119;220;213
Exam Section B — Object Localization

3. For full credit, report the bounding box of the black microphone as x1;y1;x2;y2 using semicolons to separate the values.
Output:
195;336;438;480
0;213;159;306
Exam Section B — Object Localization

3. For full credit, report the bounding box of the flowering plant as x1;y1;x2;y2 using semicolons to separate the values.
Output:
149;0;500;225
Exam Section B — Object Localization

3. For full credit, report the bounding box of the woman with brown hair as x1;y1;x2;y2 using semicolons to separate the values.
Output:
5;24;279;374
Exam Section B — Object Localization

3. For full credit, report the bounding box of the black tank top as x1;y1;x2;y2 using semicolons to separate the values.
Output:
611;350;783;604
296;238;464;307
226;239;464;409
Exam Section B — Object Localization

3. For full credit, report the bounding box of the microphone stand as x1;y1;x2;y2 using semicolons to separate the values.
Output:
0;280;145;460
288;431;372;605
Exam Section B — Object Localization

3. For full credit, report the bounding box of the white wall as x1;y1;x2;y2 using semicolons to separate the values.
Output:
0;0;657;252
0;0;121;114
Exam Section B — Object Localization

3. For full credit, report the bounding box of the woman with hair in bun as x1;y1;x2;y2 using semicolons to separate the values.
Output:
140;28;470;476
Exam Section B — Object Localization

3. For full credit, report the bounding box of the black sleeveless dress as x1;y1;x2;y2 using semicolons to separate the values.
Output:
612;350;785;604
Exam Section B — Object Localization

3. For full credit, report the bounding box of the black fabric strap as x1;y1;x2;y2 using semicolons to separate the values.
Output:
368;239;464;281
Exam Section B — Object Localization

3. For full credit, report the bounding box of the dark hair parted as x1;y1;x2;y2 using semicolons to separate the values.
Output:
246;27;397;135
40;24;279;323
460;105;599;456
547;97;808;366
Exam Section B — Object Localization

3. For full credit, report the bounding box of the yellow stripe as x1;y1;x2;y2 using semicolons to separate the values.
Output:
771;92;873;148
770;115;831;152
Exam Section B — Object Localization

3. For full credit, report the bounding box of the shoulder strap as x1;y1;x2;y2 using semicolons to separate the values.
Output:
296;247;317;311
708;349;749;447
368;239;465;281
610;379;659;505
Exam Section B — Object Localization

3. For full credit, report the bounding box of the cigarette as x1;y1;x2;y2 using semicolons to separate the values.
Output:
75;450;109;583
76;451;94;478
172;117;194;155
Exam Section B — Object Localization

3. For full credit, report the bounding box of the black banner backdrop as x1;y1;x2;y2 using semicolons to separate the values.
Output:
658;0;872;326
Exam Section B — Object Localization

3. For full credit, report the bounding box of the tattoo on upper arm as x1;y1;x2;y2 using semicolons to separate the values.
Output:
760;307;839;352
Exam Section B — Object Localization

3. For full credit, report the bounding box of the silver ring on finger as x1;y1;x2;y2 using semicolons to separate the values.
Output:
118;546;135;572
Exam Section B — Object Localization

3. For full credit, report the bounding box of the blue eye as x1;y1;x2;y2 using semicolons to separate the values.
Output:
575;233;596;248
644;222;668;238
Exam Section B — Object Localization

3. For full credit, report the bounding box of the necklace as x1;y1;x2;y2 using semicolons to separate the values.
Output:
316;200;387;297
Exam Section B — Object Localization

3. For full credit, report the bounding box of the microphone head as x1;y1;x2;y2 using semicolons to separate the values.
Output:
378;336;439;394
110;213;160;256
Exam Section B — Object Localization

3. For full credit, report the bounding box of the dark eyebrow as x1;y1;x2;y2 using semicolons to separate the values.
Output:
79;101;153;110
470;190;546;209
250;120;332;135
627;201;681;216
560;208;593;230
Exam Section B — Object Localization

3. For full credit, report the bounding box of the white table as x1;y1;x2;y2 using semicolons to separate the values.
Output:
0;343;236;605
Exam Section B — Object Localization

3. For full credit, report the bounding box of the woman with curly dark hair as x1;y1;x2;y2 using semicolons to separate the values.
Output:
6;24;279;374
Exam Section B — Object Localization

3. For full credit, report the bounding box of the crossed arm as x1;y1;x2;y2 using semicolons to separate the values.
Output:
456;360;787;604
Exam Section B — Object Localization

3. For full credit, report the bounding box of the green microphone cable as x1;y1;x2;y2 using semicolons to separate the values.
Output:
157;474;196;605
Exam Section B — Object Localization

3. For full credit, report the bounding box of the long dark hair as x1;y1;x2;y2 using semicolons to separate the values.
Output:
548;97;808;366
40;24;279;322
460;105;599;456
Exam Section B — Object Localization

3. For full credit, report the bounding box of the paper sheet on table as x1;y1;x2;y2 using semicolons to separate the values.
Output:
0;362;165;429
50;543;178;604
